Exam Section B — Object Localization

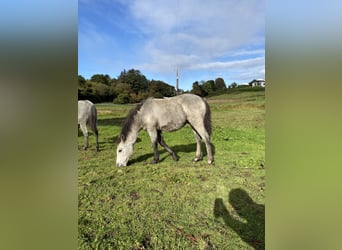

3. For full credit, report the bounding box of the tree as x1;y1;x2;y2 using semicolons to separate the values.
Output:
78;81;98;102
78;80;115;103
112;83;132;104
215;77;227;91
149;80;176;98
202;80;216;95
112;82;132;96
114;93;131;104
191;81;206;97
95;83;111;100
90;74;111;85
117;69;148;94
78;75;86;99
78;75;86;86
229;82;238;88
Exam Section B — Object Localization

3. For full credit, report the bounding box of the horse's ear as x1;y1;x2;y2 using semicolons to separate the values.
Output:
116;134;125;144
120;134;126;142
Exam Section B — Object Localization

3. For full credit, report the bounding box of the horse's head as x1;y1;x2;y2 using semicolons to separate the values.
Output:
116;135;134;167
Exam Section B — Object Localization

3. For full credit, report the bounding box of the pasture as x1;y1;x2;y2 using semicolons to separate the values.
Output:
78;87;265;249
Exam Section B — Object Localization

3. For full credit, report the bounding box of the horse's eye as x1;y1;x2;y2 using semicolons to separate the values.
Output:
118;149;122;153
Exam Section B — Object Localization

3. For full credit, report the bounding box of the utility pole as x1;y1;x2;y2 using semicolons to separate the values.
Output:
176;67;179;95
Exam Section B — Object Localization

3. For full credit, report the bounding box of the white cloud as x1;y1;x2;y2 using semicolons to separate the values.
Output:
231;49;265;57
128;0;265;76
79;0;265;86
130;0;264;43
189;57;265;70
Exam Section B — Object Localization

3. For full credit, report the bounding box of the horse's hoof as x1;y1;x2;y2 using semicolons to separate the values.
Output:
208;160;214;165
172;154;179;161
192;157;201;163
150;160;159;164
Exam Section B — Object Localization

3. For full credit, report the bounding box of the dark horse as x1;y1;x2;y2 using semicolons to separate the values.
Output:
116;94;213;166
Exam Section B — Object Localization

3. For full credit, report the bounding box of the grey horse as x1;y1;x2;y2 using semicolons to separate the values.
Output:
116;94;213;166
78;100;99;151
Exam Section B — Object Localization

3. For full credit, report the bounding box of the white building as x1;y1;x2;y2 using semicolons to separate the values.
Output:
249;79;265;87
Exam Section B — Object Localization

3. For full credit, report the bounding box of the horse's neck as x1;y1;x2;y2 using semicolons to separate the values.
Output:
126;129;138;144
126;116;142;144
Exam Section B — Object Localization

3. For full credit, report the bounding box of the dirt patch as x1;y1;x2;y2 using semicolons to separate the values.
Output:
130;190;140;200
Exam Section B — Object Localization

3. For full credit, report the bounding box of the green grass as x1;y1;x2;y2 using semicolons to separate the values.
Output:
78;87;265;249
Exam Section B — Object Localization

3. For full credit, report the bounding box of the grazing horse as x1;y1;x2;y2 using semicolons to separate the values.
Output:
78;100;99;151
116;94;213;167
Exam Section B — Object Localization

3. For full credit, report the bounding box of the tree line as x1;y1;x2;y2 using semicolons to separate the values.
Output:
78;69;228;104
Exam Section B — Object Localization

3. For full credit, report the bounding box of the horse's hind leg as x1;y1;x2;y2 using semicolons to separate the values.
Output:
192;131;203;162
79;123;88;150
157;130;178;161
91;123;99;151
95;131;99;151
204;138;214;164
89;110;99;151
191;125;214;165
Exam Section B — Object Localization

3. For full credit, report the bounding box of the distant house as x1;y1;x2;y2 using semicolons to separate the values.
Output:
249;79;265;87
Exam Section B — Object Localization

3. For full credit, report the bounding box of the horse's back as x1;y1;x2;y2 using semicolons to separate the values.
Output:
78;100;95;124
141;94;207;132
176;94;206;110
155;94;205;110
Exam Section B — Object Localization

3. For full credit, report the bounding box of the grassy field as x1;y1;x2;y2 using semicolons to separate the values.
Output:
78;87;265;249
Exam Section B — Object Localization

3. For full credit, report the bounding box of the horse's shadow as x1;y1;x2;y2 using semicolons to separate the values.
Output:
214;188;265;249
130;143;216;165
78;117;126;151
77;117;125;138
172;143;216;157
96;137;143;152
97;117;126;127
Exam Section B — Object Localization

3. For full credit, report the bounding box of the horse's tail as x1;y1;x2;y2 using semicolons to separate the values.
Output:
89;104;98;136
203;99;212;136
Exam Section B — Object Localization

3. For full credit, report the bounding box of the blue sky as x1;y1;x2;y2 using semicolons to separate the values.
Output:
78;0;265;90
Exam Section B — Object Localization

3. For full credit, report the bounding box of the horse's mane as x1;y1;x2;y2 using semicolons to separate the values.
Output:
118;102;144;143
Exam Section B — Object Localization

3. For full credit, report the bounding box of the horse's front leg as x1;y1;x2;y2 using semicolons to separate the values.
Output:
152;140;159;164
157;130;178;161
148;129;159;164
